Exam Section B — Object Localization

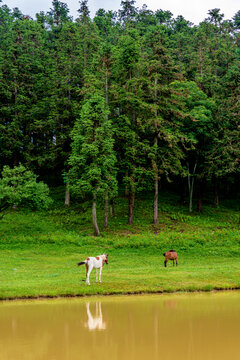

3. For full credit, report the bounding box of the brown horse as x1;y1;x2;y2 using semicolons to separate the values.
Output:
163;250;178;267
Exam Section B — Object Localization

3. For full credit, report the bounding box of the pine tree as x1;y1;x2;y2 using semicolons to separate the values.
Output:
47;0;71;27
112;28;147;224
77;0;90;22
118;0;137;28
206;61;240;194
68;93;117;236
141;27;186;223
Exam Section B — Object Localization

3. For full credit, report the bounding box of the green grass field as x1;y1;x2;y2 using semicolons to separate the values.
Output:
1;190;240;299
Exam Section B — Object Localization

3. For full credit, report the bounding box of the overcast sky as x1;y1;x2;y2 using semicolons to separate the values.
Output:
3;0;239;24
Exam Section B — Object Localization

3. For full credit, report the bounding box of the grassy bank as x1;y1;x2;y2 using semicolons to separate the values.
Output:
1;190;240;300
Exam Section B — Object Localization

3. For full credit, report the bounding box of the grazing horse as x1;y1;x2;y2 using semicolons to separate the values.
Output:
77;254;108;285
163;250;178;267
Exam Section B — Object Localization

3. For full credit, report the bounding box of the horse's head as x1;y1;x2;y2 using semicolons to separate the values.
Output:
103;254;108;265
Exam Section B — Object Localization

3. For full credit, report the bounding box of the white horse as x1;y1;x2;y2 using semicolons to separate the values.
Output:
77;254;108;285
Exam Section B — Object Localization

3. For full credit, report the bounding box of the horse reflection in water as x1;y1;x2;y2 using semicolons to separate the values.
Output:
85;302;107;331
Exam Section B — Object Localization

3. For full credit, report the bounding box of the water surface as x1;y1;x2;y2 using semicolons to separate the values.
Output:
1;291;240;360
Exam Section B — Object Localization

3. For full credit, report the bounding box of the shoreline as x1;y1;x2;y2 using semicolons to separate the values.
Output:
1;285;240;302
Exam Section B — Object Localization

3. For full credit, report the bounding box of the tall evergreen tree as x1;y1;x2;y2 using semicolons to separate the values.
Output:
77;0;90;22
68;93;117;236
47;0;71;27
112;28;146;224
118;0;137;28
205;60;240;202
141;27;185;223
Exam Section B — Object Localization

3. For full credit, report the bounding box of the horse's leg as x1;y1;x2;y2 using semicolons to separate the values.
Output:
164;260;167;267
85;264;88;280
96;268;99;283
176;258;178;266
86;264;93;285
99;267;102;283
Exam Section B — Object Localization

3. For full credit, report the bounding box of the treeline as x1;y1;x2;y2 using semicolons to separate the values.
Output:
0;0;239;234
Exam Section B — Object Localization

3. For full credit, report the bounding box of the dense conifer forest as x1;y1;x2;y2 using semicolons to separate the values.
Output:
0;0;239;234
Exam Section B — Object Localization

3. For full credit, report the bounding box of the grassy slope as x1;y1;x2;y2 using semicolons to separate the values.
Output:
0;189;240;299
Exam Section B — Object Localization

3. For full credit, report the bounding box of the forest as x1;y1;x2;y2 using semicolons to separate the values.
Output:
0;0;240;236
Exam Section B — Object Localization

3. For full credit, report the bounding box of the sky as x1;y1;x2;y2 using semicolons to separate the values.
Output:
3;0;240;24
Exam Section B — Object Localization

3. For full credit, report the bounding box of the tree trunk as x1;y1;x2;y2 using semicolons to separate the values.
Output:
110;197;114;217
12;181;18;210
92;195;100;236
214;189;219;208
197;193;202;213
128;191;135;225
187;161;197;213
125;171;129;196
197;179;205;213
104;194;109;228
188;174;194;213
64;183;70;206
214;179;219;208
179;178;185;205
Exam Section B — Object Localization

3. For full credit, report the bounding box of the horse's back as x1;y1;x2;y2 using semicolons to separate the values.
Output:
164;250;178;260
87;256;103;268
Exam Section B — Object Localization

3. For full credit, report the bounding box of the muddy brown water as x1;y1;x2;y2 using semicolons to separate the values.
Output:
1;291;240;360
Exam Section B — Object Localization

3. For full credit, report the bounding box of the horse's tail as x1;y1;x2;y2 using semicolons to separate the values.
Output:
77;261;86;266
163;253;166;257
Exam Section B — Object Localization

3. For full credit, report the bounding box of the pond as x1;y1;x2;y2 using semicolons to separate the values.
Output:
1;291;240;360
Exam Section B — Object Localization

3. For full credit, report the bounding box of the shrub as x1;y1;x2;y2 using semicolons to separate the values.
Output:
0;165;52;215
